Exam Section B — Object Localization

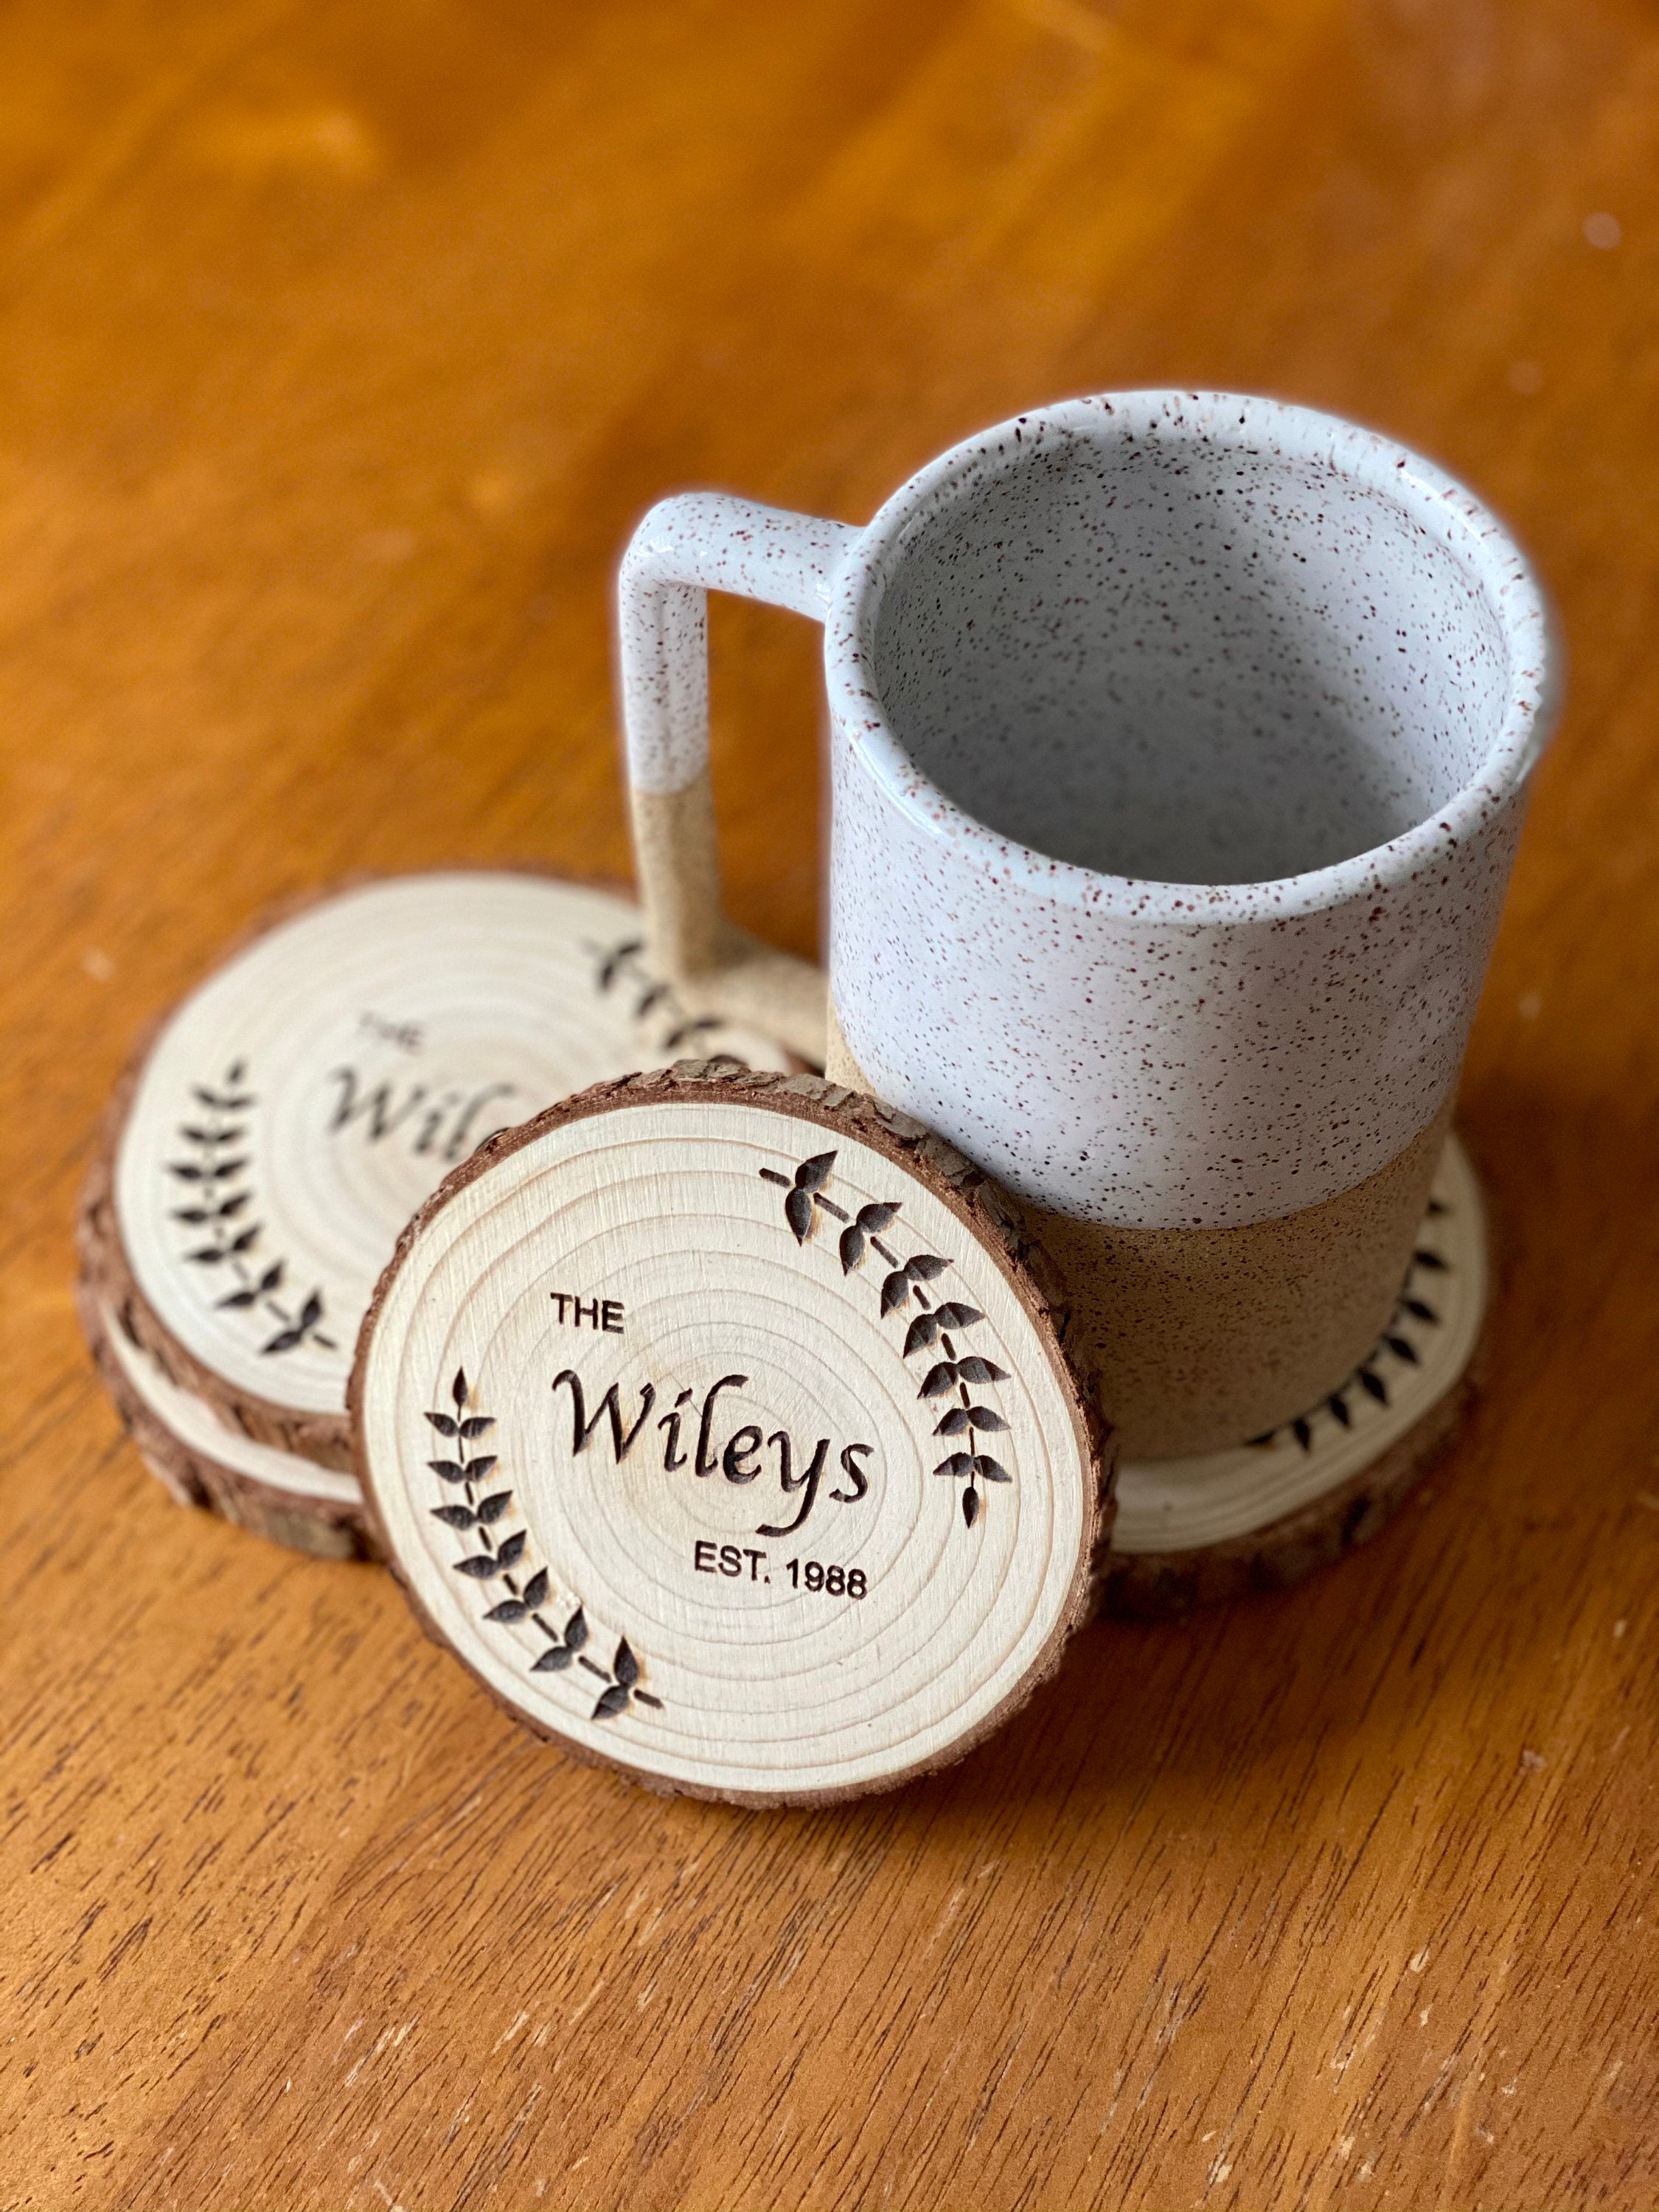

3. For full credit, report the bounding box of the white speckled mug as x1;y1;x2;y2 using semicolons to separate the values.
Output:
619;393;1558;1455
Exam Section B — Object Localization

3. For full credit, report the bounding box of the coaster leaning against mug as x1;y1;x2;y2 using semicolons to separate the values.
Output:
615;391;1559;1600
77;872;793;1559
351;1060;1111;1804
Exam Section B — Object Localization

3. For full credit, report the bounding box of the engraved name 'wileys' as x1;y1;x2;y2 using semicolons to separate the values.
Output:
326;1066;524;1166
759;1150;1013;1530
168;1060;333;1357
549;1369;874;1540
427;1366;661;1721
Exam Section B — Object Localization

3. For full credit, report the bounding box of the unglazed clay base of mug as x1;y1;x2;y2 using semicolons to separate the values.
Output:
1101;1136;1486;1616
826;1006;1487;1605
82;872;793;1552
351;1064;1111;1806
827;1001;1448;1459
1029;1102;1455;1458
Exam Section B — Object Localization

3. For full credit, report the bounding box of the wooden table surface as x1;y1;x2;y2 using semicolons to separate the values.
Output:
4;3;1656;2205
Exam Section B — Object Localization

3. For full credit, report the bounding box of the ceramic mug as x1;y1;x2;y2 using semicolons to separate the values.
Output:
617;392;1557;1457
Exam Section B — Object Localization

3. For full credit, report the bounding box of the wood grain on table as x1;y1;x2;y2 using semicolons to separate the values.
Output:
2;2;1655;2205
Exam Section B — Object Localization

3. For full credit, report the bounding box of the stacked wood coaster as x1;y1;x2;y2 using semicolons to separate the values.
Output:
1101;1136;1487;1616
350;1063;1113;1803
78;872;1489;1797
77;874;793;1560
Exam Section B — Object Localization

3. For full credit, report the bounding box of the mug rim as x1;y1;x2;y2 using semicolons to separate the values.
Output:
824;389;1561;925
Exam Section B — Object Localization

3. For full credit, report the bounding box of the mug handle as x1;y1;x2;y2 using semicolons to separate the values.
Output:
617;493;859;1062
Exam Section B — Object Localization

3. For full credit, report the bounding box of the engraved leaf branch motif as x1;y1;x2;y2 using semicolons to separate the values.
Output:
167;1060;333;1355
428;1367;661;1721
588;936;729;1056
759;1153;1012;1528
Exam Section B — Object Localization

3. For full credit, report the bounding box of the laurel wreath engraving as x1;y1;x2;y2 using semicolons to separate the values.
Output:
167;1060;333;1356
1248;1198;1453;1453
760;1152;1012;1528
427;1367;661;1720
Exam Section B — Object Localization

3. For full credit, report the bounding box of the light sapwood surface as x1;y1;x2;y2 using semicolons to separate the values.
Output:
1;2;1653;2205
352;1068;1107;1806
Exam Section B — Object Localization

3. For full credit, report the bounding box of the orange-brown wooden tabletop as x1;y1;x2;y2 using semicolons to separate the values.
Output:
2;4;1655;2205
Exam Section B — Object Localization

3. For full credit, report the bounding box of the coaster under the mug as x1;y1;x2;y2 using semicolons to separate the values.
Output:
1101;1135;1486;1616
350;1064;1113;1804
77;872;794;1557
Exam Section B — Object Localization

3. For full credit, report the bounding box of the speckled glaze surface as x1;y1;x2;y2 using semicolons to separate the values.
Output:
619;392;1557;1233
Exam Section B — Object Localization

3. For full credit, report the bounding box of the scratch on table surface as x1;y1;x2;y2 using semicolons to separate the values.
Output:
931;1885;969;1939
917;2036;966;2120
776;1938;810;1986
1099;2063;1126;2126
1423;2053;1460;2116
1330;2026;1375;2077
345;2020;408;2087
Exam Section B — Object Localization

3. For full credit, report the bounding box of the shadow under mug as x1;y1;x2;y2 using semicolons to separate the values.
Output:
617;392;1558;1458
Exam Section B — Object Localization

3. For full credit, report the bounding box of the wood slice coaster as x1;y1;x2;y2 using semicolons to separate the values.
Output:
1102;1135;1486;1617
352;1064;1113;1805
77;873;793;1557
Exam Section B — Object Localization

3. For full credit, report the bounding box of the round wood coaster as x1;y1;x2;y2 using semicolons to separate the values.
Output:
352;1064;1112;1804
79;872;793;1554
1101;1135;1486;1616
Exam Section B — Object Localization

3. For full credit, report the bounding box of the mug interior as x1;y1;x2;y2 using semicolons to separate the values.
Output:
868;409;1517;886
